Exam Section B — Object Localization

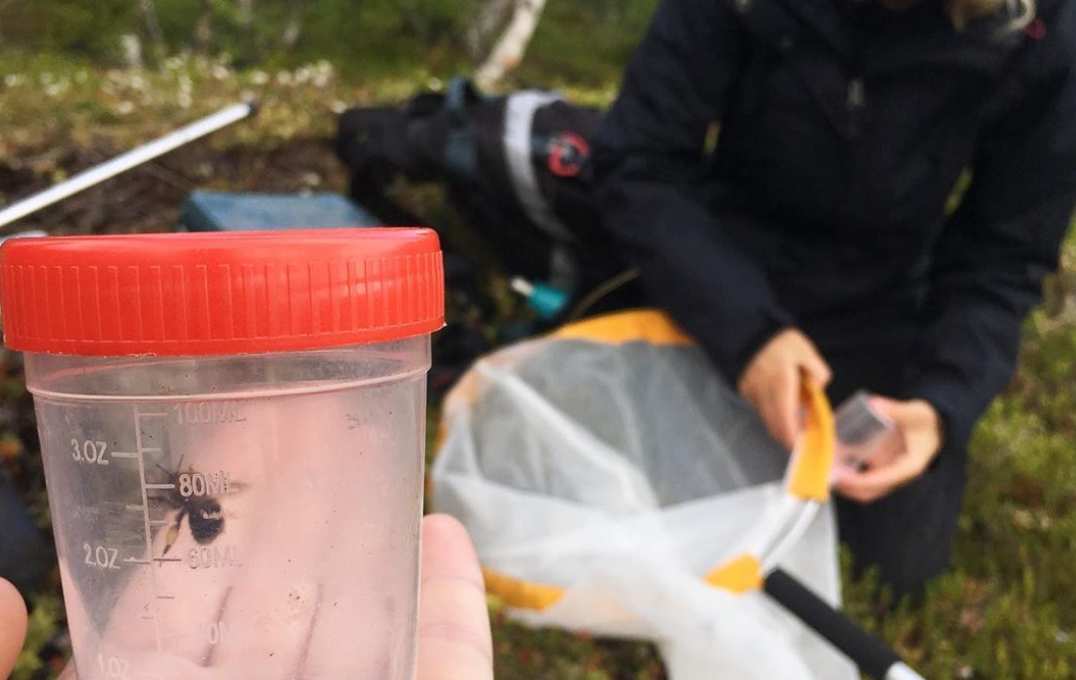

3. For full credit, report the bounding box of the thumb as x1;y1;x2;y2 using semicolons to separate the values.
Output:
867;395;900;416
417;514;493;680
0;578;28;679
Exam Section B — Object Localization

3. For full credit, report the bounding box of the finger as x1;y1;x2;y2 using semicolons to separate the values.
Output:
737;372;758;407
756;389;787;451
799;349;832;387
867;395;900;418
739;379;777;444
836;462;913;497
835;485;883;504
833;463;893;503
417;514;493;680
833;472;888;504
834;453;925;503
773;367;800;450
0;578;28;679
757;378;796;451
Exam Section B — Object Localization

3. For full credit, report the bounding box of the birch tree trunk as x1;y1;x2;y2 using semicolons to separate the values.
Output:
282;0;306;49
237;0;255;28
194;0;213;52
120;34;144;68
138;0;165;52
466;0;514;60
475;0;548;90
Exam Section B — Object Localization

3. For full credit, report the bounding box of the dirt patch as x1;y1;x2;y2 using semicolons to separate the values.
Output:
0;136;350;236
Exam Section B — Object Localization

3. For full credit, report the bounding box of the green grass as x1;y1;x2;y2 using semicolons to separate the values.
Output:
0;50;442;154
2;54;1076;679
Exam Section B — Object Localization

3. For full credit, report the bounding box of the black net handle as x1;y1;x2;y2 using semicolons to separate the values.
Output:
763;569;926;680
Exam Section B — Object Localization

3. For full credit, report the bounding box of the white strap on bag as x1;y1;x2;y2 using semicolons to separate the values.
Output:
503;91;577;244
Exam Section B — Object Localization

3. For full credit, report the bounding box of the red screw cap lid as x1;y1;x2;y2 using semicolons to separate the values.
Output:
0;228;444;356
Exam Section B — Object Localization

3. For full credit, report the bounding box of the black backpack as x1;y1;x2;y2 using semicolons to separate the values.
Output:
335;78;625;302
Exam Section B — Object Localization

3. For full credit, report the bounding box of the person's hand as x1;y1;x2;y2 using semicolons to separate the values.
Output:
0;577;28;678
417;514;494;680
833;397;943;503
5;514;491;680
738;328;833;449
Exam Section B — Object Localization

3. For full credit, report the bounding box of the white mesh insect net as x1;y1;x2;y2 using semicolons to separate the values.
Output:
432;311;858;680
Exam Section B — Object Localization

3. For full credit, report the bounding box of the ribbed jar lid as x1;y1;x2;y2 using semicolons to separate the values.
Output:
0;228;444;356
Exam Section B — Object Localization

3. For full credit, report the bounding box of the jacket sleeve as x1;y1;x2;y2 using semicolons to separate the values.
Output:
906;24;1076;451
591;0;794;385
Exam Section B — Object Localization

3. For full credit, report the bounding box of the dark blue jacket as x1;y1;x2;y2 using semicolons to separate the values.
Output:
593;0;1076;450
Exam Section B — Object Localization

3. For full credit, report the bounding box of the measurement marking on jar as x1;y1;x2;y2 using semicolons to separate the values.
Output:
133;406;164;653
123;557;151;565
207;621;228;645
156;595;176;600
71;439;110;465
148;519;171;526
187;544;241;570
202;587;233;665
153;557;183;563
144;483;176;490
111;451;139;459
178;471;230;498
95;653;130;680
83;543;120;570
173;401;246;426
137;412;169;418
125;504;145;512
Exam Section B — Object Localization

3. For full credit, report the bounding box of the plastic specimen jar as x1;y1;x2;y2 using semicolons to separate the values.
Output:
0;228;444;680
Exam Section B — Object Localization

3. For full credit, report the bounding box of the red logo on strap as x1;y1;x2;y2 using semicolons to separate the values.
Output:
1025;18;1047;41
548;133;590;178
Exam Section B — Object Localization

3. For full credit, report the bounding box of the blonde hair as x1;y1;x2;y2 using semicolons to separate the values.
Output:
946;0;1036;31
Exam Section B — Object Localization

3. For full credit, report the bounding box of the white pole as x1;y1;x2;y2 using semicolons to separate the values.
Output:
0;101;256;230
886;663;928;680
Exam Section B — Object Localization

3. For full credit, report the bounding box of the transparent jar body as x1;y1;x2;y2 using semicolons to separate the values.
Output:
25;338;429;680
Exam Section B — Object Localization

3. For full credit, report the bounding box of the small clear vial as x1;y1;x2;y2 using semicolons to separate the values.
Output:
835;391;900;471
